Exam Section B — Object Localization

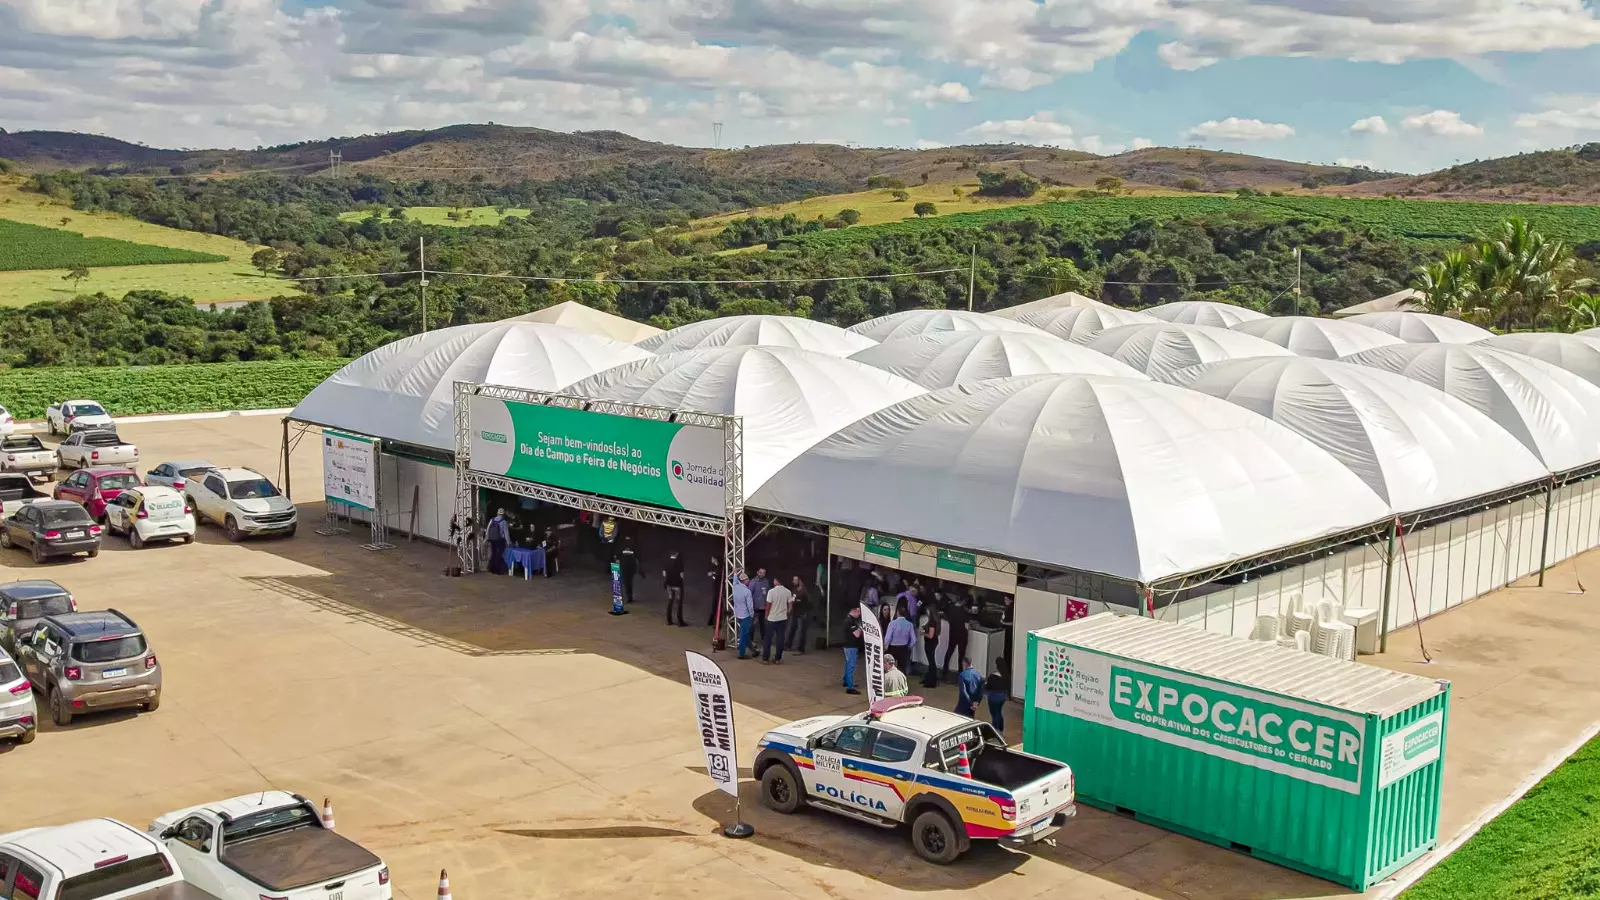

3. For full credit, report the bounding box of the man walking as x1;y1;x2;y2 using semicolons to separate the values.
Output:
919;607;942;688
884;605;916;677
617;538;638;605
485;509;510;576
786;575;814;654
942;597;970;680
761;577;794;664
732;572;755;659
956;657;984;718
842;605;863;695
663;550;687;626
883;655;909;698
986;658;1011;735
748;567;771;643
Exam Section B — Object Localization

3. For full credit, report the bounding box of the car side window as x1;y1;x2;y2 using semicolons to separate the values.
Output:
0;851;15;893
819;725;872;757
868;730;919;763
175;817;214;851
10;861;44;900
157;465;171;477
205;475;225;496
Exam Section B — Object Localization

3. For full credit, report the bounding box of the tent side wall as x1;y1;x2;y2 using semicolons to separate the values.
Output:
344;450;459;544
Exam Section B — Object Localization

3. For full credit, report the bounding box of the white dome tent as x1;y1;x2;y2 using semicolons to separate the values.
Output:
750;374;1390;584
1345;311;1492;344
847;308;1052;343
564;346;926;493
292;321;654;452
1478;333;1600;390
1145;300;1269;329
1579;327;1600;339
1084;323;1293;381
987;291;1107;321
509;301;663;344
636;314;876;357
1230;316;1405;360
1013;305;1159;343
1342;343;1600;473
848;331;1147;388
1165;357;1549;512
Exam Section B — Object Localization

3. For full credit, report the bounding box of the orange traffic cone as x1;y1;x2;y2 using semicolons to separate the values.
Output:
437;869;453;900
955;743;973;778
320;798;336;831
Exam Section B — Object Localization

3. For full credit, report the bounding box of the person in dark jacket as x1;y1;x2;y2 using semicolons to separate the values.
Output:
617;538;638;604
919;608;942;688
942;598;970;679
956;657;984;718
986;659;1011;735
786;575;815;653
842;605;864;695
485;509;510;575
663;550;687;626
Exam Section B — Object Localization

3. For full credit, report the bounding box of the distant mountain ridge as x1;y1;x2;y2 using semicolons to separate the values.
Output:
3;123;1594;201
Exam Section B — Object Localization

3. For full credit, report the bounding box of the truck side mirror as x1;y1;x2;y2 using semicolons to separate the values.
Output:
159;827;177;840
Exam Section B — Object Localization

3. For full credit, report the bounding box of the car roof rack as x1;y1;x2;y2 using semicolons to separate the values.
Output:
866;696;924;721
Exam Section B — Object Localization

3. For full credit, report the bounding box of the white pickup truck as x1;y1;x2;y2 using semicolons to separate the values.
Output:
0;817;221;900
45;400;114;436
2;435;58;480
56;429;139;470
150;793;391;900
755;697;1076;864
0;472;49;518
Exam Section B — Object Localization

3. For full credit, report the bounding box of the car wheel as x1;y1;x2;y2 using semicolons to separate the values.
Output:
50;688;73;727
143;691;161;713
180;532;194;544
910;810;962;865
31;542;46;564
18;727;36;745
224;516;243;542
285;525;297;539
86;548;99;559
0;530;11;549
760;763;803;814
185;498;202;524
129;529;144;549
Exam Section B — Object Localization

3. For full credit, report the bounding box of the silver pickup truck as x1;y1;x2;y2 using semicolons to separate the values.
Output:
56;429;139;470
2;435;58;480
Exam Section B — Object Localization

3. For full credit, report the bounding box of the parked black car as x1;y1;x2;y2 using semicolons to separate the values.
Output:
0;580;76;653
0;500;103;563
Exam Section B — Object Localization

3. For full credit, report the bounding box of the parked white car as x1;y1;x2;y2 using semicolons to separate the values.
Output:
0;818;214;900
45;400;114;436
151;793;391;900
1;647;36;745
185;468;296;541
103;486;197;548
145;460;218;492
0;404;14;438
55;430;139;469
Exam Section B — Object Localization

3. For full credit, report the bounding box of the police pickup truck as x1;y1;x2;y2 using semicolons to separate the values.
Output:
755;697;1075;864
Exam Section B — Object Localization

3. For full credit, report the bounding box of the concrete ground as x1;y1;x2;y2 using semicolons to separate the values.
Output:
3;415;1597;900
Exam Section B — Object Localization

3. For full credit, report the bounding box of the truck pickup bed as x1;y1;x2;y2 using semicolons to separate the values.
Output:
0;473;48;516
1;436;56;478
129;884;227;900
971;745;1064;790
219;827;382;893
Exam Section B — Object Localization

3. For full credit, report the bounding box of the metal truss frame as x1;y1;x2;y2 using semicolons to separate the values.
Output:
452;381;746;650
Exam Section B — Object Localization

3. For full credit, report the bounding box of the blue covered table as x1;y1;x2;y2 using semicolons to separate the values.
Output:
505;546;546;579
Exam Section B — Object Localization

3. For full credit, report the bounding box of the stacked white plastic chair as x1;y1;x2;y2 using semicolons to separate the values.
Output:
1250;615;1280;643
1310;598;1356;661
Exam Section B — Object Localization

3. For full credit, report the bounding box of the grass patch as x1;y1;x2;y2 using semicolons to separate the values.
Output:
0;219;225;271
337;206;534;227
685;181;1075;238
0;359;350;419
1403;732;1600;900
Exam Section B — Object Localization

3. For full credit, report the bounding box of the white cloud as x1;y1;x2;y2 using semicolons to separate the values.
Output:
1401;109;1484;137
1350;115;1390;135
1130;137;1156;150
908;81;973;106
1184;117;1295;142
883;116;912;126
915;139;949;150
1336;157;1374;169
961;112;1076;147
1515;98;1600;131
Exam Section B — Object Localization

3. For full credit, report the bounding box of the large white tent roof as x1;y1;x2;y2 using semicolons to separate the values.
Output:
1165;357;1548;512
564;346;925;493
1579;327;1600;339
1084;323;1294;380
1331;289;1423;318
1013;304;1159;343
1342;343;1600;473
1478;333;1600;389
749;375;1391;583
1145;300;1269;328
848;308;1052;343
987;291;1107;321
848;331;1147;388
636;314;875;357
292;321;654;451
1345;311;1492;344
509;301;662;344
1231;316;1405;359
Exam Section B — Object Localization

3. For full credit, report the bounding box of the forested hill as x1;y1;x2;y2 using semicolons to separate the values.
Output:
1347;144;1600;203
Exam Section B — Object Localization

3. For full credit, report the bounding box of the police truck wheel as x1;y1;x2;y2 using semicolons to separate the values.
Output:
761;764;802;814
911;810;962;865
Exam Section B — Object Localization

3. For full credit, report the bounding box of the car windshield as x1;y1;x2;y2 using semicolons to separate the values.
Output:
223;804;318;843
67;403;107;417
73;634;146;663
42;506;93;527
83;432;123;446
0;661;20;683
96;474;139;491
227;478;281;500
17;595;72;618
57;853;173;900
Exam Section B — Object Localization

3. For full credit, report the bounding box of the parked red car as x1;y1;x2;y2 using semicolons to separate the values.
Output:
52;466;142;522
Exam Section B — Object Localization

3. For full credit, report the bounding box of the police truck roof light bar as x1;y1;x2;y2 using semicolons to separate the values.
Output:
867;696;924;720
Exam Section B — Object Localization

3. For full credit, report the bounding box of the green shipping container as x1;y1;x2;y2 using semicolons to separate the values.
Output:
1025;614;1449;890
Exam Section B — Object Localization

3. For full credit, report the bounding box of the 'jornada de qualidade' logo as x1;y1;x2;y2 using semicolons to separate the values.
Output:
671;459;685;480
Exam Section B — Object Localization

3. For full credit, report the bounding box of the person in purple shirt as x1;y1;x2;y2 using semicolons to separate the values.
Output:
748;567;771;642
732;573;755;660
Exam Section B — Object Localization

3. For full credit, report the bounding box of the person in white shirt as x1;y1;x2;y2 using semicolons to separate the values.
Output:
762;580;794;664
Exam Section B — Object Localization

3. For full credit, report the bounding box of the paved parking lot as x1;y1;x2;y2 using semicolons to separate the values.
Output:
4;414;1599;900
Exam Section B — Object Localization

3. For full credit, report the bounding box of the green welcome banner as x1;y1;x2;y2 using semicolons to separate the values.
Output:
469;395;728;516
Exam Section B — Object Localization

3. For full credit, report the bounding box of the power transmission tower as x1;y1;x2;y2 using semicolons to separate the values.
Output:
713;122;723;149
328;150;342;178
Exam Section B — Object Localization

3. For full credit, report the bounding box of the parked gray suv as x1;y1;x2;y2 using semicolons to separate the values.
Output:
16;610;161;726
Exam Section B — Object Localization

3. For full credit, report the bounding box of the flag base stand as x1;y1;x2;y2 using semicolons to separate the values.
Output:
722;822;755;839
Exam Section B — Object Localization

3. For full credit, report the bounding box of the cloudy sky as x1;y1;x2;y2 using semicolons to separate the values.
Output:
3;0;1600;173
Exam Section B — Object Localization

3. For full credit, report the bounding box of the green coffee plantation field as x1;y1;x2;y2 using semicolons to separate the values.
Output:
0;358;348;419
0;219;227;271
786;195;1600;250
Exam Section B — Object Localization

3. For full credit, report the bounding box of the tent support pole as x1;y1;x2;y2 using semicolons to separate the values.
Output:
281;417;293;502
1538;479;1556;587
1379;519;1398;654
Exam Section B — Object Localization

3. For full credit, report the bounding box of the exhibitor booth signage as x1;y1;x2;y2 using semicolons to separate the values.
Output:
469;395;728;516
322;430;377;511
